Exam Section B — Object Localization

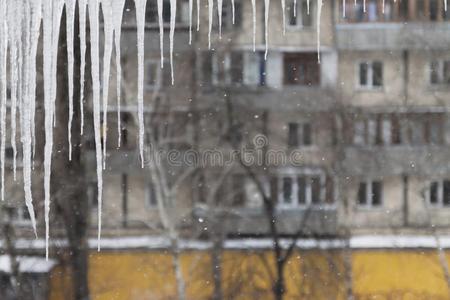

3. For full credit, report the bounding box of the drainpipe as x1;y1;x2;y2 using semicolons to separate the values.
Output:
403;174;409;226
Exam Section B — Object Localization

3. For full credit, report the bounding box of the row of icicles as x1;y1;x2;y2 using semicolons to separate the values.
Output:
0;0;446;260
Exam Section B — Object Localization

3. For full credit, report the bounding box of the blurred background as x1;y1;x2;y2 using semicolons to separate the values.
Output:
2;0;450;299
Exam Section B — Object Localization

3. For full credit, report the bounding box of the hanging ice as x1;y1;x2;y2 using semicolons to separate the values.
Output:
294;0;297;17
157;0;164;66
135;0;147;168
189;0;193;44
231;0;235;24
196;0;200;31
88;0;104;251
79;0;87;136
218;0;223;38
317;0;322;63
20;0;39;241
101;0;115;169
113;0;126;147
42;0;64;259
0;0;6;202
208;0;213;49
281;0;286;34
8;2;19;182
251;0;256;51
66;0;75;161
264;0;270;59
170;0;177;84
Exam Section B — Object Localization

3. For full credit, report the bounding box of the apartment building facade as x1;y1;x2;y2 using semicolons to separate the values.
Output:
2;0;449;243
76;0;450;240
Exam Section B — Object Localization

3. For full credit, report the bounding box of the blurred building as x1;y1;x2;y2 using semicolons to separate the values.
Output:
1;0;450;247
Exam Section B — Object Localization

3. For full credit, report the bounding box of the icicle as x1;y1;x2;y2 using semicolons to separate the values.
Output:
264;0;270;59
317;0;322;63
294;0;297;17
20;0;37;240
307;0;310;14
343;0;346;17
112;0;126;147
363;0;366;13
218;0;223;38
8;4;19;181
135;0;147;168
231;0;235;24
29;0;42;168
66;0;75;161
79;0;87;135
0;0;6;201
445;0;448;12
88;0;104;251
281;0;286;35
251;0;256;51
157;0;164;66
189;0;193;44
42;0;64;259
170;0;177;84
208;0;213;49
196;0;200;31
101;0;115;169
382;0;385;14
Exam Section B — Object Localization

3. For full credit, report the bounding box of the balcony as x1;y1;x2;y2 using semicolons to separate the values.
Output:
336;22;450;50
193;205;338;236
341;145;450;176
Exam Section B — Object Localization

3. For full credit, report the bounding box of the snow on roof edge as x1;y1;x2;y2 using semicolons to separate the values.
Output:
1;235;450;251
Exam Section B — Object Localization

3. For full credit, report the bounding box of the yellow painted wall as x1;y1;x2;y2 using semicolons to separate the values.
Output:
49;250;450;300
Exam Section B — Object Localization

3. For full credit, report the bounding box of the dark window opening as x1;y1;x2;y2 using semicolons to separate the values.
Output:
284;53;320;86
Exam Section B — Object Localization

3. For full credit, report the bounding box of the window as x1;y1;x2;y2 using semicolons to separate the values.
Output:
284;53;320;86
287;0;313;28
282;177;294;204
277;173;333;207
145;60;160;88
145;0;189;25
10;205;31;226
202;51;265;87
216;1;242;31
287;122;312;147
428;180;450;206
352;116;392;146
430;60;450;85
358;180;383;208
358;61;383;89
209;52;244;86
146;181;157;208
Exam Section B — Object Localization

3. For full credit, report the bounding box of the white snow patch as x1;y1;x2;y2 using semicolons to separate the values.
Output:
0;255;56;274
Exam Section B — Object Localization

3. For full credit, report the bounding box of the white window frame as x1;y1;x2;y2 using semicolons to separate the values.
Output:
11;205;32;226
357;61;383;90
427;180;450;207
286;0;314;30
429;60;450;86
277;169;330;209
357;180;383;209
212;52;245;86
287;121;313;147
145;60;162;90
